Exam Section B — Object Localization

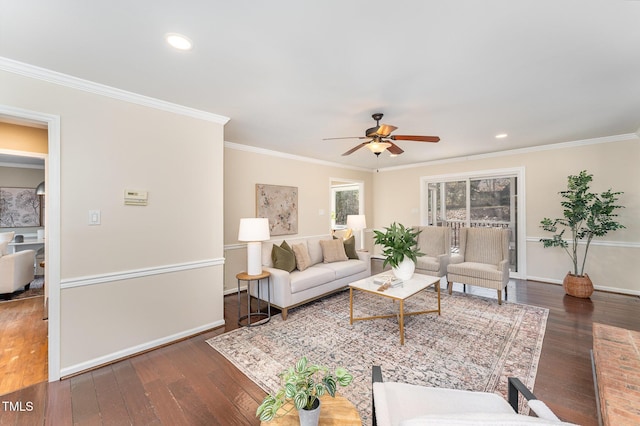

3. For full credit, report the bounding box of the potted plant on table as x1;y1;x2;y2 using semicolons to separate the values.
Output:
256;356;353;425
539;170;625;298
373;222;424;281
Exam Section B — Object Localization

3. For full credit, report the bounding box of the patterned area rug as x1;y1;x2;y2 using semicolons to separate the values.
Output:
207;288;548;424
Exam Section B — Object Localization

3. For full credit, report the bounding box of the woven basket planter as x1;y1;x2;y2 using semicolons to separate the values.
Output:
563;273;594;298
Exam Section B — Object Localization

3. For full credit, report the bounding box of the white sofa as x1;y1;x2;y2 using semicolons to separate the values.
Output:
0;249;36;296
251;235;371;320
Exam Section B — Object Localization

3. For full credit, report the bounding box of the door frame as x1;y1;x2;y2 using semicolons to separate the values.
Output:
0;104;61;381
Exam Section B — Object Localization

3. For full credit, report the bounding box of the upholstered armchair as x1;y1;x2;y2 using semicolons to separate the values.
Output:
446;227;510;304
372;366;574;425
413;226;451;277
0;249;36;296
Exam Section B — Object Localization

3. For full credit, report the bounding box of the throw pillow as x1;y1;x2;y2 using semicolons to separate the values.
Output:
342;235;359;259
271;241;295;272
319;238;348;263
292;243;312;271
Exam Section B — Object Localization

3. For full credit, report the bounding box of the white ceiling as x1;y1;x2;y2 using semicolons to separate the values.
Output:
1;1;639;170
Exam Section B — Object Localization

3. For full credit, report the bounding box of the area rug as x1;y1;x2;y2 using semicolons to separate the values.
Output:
206;289;548;424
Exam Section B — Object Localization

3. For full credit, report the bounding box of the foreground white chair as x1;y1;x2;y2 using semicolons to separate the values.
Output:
372;366;575;425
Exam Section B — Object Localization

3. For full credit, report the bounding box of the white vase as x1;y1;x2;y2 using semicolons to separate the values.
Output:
392;257;415;281
298;399;321;426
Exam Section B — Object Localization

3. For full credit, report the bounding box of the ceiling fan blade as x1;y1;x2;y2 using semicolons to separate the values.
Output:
390;135;440;143
323;136;367;140
342;142;368;156
386;142;404;155
374;124;398;137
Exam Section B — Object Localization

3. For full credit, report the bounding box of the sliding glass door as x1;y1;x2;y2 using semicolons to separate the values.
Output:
423;169;523;276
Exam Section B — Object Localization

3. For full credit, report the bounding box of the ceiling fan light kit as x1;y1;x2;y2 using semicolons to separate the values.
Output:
324;113;440;157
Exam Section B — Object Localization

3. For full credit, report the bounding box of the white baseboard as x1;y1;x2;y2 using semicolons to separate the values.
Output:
59;319;225;378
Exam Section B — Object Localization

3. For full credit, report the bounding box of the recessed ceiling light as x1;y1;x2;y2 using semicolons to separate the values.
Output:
495;133;508;139
165;33;193;51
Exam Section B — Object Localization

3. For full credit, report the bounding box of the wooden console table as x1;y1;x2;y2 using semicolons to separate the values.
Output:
592;323;640;426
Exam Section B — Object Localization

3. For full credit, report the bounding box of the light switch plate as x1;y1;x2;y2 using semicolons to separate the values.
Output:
88;209;101;225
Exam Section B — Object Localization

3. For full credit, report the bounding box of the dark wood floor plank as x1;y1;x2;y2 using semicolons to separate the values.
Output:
92;367;131;425
111;361;158;425
69;372;101;424
44;380;72;426
143;379;190;425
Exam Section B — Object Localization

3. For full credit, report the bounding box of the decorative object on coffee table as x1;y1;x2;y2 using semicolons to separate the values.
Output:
373;222;423;281
540;170;625;298
256;356;353;425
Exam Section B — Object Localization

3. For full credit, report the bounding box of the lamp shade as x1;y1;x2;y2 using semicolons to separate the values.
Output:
346;214;366;230
238;218;270;242
366;141;392;154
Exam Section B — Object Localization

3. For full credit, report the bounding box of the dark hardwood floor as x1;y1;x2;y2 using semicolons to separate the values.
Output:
1;262;638;425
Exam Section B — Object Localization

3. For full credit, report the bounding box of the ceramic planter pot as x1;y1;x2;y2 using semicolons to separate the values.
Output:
392;258;415;281
298;398;321;426
563;273;594;298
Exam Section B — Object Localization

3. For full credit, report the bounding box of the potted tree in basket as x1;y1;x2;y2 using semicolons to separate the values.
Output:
373;222;424;281
256;356;353;426
540;170;625;298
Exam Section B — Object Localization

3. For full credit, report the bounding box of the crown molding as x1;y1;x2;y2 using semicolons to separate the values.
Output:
224;141;372;172
0;56;230;125
377;133;639;173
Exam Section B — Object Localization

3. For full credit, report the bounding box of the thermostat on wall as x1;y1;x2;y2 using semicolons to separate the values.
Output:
124;189;148;206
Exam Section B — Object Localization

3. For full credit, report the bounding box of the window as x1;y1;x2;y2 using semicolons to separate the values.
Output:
421;168;525;277
331;181;364;229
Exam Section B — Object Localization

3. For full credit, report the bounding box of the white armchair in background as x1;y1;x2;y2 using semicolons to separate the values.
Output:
0;249;36;296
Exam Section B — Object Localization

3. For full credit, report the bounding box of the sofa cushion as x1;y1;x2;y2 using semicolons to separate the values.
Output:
292;243;312;271
271;241;295;272
319;238;348;263
290;267;336;293
447;262;503;281
315;259;367;279
416;255;440;273
307;238;326;265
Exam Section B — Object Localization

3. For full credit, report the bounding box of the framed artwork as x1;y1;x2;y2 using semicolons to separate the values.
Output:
256;184;298;236
0;187;41;227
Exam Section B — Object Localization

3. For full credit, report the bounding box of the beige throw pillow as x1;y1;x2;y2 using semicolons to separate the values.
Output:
292;243;312;271
319;238;348;263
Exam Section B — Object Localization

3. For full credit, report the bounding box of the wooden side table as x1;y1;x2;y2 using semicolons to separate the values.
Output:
236;271;271;326
260;394;361;425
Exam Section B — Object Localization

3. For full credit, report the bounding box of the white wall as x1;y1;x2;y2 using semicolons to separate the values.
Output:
1;64;227;377
372;137;640;295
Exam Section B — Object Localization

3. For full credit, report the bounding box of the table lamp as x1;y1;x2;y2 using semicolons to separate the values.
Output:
346;214;367;251
238;218;270;275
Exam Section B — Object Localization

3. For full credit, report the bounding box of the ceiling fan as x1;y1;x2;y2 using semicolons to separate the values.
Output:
324;113;440;156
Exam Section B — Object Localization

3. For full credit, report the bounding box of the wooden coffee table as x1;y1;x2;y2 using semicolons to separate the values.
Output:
260;394;361;425
349;272;441;345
